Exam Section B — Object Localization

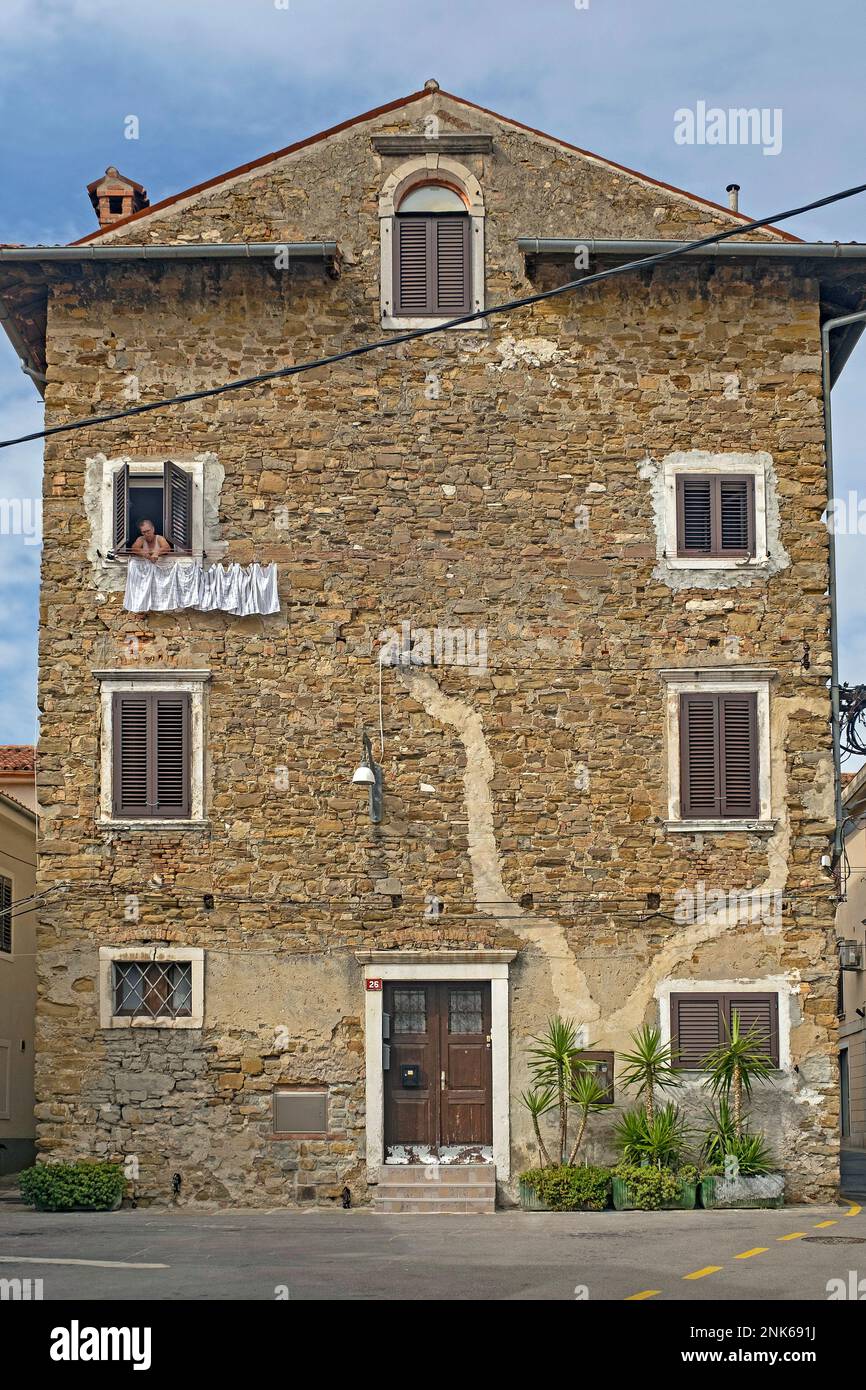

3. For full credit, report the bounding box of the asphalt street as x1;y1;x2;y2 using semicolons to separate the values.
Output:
0;1200;863;1301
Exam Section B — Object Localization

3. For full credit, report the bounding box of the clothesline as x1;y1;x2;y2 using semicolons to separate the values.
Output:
123;558;280;615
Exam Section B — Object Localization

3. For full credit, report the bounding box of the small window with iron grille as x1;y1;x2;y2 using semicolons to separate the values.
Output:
113;960;193;1020
100;947;203;1028
0;876;12;954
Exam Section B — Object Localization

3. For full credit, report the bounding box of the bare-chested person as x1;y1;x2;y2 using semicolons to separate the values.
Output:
130;518;171;562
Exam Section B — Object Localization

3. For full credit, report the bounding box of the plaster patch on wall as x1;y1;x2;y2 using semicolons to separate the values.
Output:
488;336;567;372
398;674;820;1052
641;449;791;590
399;668;595;1021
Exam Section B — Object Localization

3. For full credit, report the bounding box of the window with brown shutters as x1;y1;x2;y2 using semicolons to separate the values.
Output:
0;875;11;954
670;991;780;1068
676;474;755;557
111;461;193;554
394;214;470;316
680;691;759;819
112;692;190;818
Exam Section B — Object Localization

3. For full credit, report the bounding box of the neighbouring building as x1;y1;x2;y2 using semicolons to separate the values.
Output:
2;82;865;1207
836;771;866;1154
0;747;37;1175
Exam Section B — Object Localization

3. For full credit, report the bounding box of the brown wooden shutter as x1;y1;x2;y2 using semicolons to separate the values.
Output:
680;693;721;817
726;993;779;1066
395;217;432;314
163;461;192;553
435;217;470;313
0;876;11;953
154;694;190;817
671;992;779;1069
676;474;755;557
112;463;129;552
681;692;759;820
719;693;759;818
113;693;149;816
113;692;190;818
719;478;754;555
677;476;712;554
671;993;724;1068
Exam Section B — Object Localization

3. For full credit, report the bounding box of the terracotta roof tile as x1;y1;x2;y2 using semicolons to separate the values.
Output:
0;745;35;774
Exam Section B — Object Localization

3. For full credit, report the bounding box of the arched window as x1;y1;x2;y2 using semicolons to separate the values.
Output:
394;181;471;317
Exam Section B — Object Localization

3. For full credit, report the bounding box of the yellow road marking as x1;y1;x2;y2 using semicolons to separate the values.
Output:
683;1266;723;1280
735;1247;769;1259
777;1232;806;1241
846;1204;862;1217
814;1220;837;1228
626;1290;661;1300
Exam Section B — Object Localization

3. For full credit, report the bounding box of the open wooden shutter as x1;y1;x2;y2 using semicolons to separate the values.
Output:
395;217;432;314
719;478;754;555
113;693;149;816
163;461;192;553
727;993;779;1066
154;694;190;817
719;693;759;817
677;476;712;554
680;693;721;817
113;692;190;818
0;876;11;953
112;463;129;552
671;993;724;1068
435;217;470;313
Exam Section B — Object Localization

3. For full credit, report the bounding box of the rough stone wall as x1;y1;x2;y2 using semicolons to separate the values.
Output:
34;96;838;1205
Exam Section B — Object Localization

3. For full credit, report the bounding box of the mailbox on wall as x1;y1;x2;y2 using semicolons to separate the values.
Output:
400;1063;422;1088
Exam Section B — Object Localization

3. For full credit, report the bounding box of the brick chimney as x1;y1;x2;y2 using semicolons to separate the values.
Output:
87;167;149;228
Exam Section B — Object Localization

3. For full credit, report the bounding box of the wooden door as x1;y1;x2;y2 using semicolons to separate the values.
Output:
439;983;492;1145
384;983;492;1151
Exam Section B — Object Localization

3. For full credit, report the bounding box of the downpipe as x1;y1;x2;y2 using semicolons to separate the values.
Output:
821;309;866;863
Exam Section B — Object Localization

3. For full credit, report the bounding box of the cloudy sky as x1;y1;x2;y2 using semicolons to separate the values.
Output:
1;0;865;744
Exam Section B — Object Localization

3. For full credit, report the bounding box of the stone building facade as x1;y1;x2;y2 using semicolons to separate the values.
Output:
3;84;864;1205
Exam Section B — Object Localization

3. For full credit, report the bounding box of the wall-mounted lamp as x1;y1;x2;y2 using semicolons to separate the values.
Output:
351;732;383;823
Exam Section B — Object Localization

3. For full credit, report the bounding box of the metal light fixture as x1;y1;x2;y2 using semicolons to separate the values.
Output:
351;732;383;822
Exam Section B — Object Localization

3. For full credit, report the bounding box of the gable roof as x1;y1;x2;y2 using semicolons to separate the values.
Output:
72;85;800;247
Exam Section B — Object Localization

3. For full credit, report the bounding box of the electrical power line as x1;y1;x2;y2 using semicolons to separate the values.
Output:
3;180;866;451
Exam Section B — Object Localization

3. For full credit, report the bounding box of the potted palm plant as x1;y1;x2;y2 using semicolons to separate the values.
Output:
518;1016;612;1211
611;1026;697;1210
698;1014;783;1208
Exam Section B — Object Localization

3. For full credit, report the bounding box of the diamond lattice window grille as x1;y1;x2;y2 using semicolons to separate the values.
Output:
113;961;193;1019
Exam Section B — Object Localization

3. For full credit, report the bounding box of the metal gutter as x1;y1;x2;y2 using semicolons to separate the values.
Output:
518;237;866;260
0;241;339;264
822;309;866;862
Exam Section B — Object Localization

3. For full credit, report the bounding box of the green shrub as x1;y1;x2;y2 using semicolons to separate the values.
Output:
520;1164;611;1211
612;1162;688;1210
19;1161;126;1212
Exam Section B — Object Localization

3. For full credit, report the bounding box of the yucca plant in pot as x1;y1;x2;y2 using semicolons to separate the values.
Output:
698;1018;783;1208
610;1027;697;1210
611;1102;698;1210
518;1016;612;1211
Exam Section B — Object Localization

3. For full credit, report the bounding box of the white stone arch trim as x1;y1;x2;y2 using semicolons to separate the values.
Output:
379;155;486;331
378;155;485;218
